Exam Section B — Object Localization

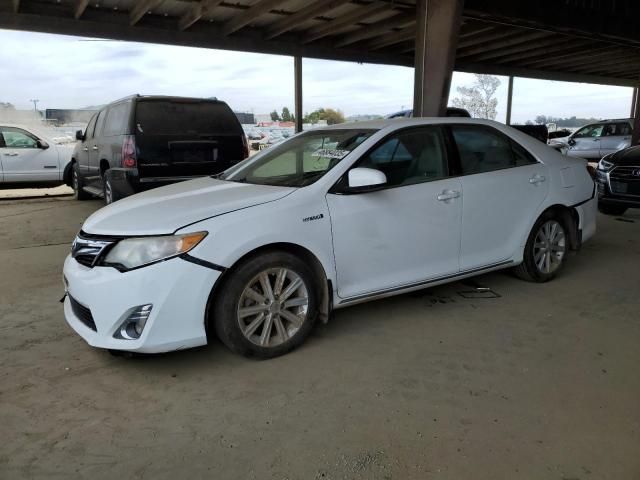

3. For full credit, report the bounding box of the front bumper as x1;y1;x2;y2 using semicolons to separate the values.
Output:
62;254;221;353
596;170;640;208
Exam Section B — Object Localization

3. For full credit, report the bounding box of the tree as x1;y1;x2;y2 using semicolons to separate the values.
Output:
270;110;281;121
451;74;501;119
303;108;345;125
535;115;548;125
281;107;292;122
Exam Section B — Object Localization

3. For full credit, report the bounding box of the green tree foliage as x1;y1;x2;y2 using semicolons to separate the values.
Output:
281;107;292;122
531;115;603;128
302;108;345;125
270;110;281;121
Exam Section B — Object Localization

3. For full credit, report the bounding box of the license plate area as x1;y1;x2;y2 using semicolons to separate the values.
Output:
169;141;218;164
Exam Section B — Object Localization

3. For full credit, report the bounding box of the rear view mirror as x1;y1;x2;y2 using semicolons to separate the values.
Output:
75;130;83;141
346;167;387;192
37;139;49;149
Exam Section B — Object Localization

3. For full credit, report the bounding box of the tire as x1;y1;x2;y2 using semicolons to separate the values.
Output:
514;211;569;283
598;203;627;216
72;163;91;200
213;251;319;359
102;170;123;205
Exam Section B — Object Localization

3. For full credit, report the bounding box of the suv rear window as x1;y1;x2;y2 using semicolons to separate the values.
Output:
135;101;240;135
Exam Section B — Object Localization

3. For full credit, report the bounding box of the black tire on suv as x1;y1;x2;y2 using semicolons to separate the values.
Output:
103;170;123;205
72;163;91;201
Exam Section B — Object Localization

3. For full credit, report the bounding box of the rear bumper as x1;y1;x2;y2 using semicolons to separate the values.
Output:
109;168;209;196
575;196;597;244
62;254;221;353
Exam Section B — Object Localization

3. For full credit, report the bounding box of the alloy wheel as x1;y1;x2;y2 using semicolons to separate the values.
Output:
104;179;113;204
72;170;78;191
533;220;566;274
237;268;309;348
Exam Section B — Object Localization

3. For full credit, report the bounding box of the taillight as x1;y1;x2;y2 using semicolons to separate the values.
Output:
241;135;249;159
122;135;137;168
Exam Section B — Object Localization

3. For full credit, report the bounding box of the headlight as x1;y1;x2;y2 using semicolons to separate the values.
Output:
598;158;614;172
103;231;207;270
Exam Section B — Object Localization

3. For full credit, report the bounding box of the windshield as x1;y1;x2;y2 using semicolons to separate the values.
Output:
221;129;375;187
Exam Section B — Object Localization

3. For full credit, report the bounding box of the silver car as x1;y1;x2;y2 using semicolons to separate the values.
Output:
565;119;633;160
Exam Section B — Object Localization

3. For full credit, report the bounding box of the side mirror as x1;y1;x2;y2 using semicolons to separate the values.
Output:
37;139;49;150
346;167;387;192
75;130;83;141
568;138;576;146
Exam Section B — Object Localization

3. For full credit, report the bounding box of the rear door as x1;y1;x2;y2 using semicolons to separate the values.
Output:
599;122;632;157
0;126;59;182
134;99;245;179
449;125;549;270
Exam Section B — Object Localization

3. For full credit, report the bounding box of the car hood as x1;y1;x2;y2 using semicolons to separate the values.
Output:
607;145;640;165
82;177;296;235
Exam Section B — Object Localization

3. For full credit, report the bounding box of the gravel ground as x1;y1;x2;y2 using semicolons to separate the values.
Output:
1;196;639;479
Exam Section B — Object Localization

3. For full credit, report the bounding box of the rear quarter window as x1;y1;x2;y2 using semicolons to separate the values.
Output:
103;102;131;137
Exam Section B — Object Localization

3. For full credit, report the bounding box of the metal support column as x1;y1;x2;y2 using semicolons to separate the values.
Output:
413;0;463;117
506;76;514;125
294;56;303;133
632;86;640;146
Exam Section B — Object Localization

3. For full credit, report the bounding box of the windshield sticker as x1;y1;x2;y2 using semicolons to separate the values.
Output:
311;148;350;159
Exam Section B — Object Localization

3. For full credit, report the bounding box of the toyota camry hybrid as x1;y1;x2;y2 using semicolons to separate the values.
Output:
62;118;596;358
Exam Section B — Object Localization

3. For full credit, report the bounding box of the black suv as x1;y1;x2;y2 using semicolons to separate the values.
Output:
595;145;640;215
71;95;249;203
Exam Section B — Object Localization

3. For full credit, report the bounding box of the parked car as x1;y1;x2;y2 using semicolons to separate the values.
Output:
595;145;640;215
0;124;73;188
387;107;471;118
563;119;633;160
70;95;249;204
511;124;549;144
63;118;596;358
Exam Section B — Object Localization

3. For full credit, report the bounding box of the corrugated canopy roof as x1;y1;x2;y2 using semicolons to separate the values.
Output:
2;0;640;86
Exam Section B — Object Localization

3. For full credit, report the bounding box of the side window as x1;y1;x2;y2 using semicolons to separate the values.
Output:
358;127;448;187
94;110;106;138
1;127;38;148
103;102;130;137
451;126;527;175
610;122;632;136
84;115;97;140
573;124;604;138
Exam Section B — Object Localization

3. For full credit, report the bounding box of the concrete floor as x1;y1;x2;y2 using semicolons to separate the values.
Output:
1;196;639;479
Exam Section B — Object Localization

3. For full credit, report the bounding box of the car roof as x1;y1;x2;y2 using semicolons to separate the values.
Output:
319;117;508;131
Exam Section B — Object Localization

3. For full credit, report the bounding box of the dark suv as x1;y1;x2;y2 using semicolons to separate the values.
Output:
595;145;640;215
71;95;249;203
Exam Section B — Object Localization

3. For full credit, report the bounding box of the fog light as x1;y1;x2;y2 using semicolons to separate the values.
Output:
115;304;152;340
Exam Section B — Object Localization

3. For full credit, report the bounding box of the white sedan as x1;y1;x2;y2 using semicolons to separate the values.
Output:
62;118;597;358
0;124;74;187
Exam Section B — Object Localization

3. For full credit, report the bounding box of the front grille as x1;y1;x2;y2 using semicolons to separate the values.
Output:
71;231;118;268
610;165;640;179
68;294;97;331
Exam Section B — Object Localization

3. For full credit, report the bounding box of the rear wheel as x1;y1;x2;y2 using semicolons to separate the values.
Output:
514;212;568;282
72;163;91;200
213;251;318;359
598;203;627;216
103;170;123;205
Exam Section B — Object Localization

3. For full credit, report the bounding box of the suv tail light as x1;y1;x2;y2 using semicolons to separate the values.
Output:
122;135;137;168
241;135;249;159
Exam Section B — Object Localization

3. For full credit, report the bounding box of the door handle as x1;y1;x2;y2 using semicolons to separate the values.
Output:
92;146;98;151
529;174;546;184
437;190;460;201
83;147;89;152
3;153;19;156
44;165;57;169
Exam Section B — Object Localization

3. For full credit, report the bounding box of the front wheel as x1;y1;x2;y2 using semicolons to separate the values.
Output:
514;213;568;282
213;251;318;359
598;203;627;216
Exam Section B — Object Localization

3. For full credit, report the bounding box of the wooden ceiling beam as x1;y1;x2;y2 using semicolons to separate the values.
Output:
221;0;288;36
265;0;352;40
130;0;165;26
178;0;224;31
334;13;414;47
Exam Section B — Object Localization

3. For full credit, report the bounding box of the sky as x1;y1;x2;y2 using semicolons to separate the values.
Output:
0;29;634;123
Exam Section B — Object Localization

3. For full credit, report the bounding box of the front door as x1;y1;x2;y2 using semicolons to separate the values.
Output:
568;123;604;159
327;126;462;300
0;126;59;182
449;125;550;270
